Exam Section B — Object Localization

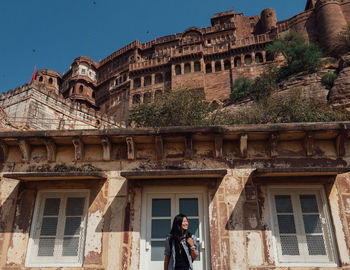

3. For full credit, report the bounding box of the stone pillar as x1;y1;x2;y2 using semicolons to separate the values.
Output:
130;78;134;90
141;76;145;88
181;63;185;75
262;51;267;63
106;172;128;270
191;61;194;73
171;64;176;76
241;54;245;67
0;177;20;267
211;61;215;72
251;52;256;64
200;58;205;73
221;59;224;71
151;74;155;85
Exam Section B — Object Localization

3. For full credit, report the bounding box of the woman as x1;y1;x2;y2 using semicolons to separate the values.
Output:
164;214;198;270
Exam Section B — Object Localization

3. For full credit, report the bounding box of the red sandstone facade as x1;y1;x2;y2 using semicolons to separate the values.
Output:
30;0;350;123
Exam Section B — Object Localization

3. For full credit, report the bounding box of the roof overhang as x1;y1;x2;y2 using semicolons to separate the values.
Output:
120;169;227;179
2;172;107;181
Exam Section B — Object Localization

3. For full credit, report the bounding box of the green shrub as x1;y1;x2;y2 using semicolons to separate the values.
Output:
267;32;323;80
321;72;338;90
220;90;349;124
250;70;278;100
230;78;252;101
129;89;212;127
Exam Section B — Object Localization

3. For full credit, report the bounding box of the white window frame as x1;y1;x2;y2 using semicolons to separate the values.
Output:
267;185;339;267
25;189;89;267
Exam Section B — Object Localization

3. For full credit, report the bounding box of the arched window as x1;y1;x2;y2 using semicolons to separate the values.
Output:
132;94;141;104
215;61;222;72
134;78;141;89
79;85;83;93
123;75;127;81
155;73;163;84
48;78;53;84
92;92;96;98
206;63;212;73
115;79;119;86
39;76;43;82
244;55;252;66
144;75;152;86
224;60;231;70
255;52;263;63
234;57;241;68
175;65;181;75
194;61;201;72
143;92;152;103
184;63;191;74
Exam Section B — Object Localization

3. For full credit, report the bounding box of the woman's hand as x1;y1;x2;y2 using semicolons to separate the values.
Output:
187;237;198;261
187;237;194;247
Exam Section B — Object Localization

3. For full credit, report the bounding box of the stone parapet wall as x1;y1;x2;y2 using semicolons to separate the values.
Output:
0;83;122;130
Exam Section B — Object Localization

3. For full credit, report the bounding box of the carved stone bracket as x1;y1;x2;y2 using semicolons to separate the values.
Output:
185;135;193;160
215;135;223;159
18;139;31;163
44;138;56;162
72;137;84;161
155;136;163;161
101;136;111;161
126;137;135;160
0;140;9;162
269;133;279;158
240;134;248;158
336;133;346;157
304;133;314;157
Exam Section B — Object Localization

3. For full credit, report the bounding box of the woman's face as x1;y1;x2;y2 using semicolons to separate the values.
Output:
182;217;189;230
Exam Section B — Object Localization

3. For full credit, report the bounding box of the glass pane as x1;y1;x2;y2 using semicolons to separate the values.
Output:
62;237;79;256
152;199;171;217
179;198;198;216
40;217;58;236
280;235;300;255
188;218;199;237
64;217;81;235
277;215;296;234
306;235;326;255
151;241;164;261
303;215;322;234
38;237;55;256
300;195;319;213
275;195;293;213
152;219;171;238
66;197;85;216
43;198;60;216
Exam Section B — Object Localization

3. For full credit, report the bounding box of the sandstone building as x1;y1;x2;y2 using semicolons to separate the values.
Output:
1;0;350;126
2;1;350;270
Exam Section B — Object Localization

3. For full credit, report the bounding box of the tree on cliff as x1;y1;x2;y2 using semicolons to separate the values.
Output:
129;89;213;127
267;32;323;80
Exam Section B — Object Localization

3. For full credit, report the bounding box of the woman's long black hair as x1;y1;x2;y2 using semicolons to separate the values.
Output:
170;214;192;248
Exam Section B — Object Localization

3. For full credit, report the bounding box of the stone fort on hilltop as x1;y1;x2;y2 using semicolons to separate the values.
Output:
1;0;349;129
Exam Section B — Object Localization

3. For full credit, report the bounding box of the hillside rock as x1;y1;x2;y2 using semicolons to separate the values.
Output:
329;54;350;110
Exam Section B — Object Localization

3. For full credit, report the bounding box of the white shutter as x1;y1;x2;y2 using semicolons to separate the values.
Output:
25;190;89;267
268;187;338;267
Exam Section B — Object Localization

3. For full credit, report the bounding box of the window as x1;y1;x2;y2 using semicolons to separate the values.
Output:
144;76;152;87
81;68;86;74
48;78;53;85
184;63;191;74
79;85;83;93
194;61;201;72
268;186;337;267
205;63;212;73
175;65;181;75
234;57;241;67
215;61;222;72
255;52;263;63
244;55;252;65
155;73;163;84
26;190;89;267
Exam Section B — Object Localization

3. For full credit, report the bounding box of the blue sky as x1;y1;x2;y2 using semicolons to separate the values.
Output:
0;0;306;92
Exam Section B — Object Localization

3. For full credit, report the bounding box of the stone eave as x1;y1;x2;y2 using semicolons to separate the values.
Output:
0;122;349;139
